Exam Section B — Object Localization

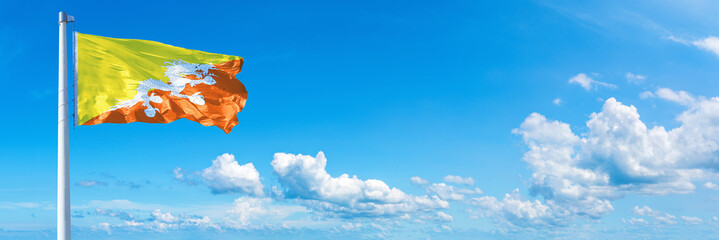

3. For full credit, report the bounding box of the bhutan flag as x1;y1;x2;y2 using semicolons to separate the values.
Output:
75;33;247;133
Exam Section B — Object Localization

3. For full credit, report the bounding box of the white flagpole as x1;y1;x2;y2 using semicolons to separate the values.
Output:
58;11;72;240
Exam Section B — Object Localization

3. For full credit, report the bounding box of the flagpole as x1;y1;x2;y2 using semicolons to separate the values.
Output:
58;11;71;240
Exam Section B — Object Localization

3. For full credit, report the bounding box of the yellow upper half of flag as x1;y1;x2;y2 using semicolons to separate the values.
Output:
76;32;242;125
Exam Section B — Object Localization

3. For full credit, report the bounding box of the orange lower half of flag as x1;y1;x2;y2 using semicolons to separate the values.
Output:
82;60;247;133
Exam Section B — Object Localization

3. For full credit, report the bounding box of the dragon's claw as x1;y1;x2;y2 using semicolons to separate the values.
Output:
144;108;157;118
188;92;206;105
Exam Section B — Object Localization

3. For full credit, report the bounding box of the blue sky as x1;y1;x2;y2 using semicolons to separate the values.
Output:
2;0;719;239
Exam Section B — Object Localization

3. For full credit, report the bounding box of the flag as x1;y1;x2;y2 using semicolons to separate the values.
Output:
75;33;247;133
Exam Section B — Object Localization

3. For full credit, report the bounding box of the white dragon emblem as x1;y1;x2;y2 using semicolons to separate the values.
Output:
111;60;217;117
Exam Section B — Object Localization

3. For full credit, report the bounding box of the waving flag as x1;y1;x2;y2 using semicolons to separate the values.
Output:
75;33;247;133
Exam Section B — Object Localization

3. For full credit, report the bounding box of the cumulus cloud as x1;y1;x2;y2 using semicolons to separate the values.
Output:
410;176;483;201
339;222;363;231
693;36;719;58
223;196;308;230
154;212;218;231
521;95;719;194
475;92;719;228
470;189;561;228
271;152;449;218
201;153;265;196
410;176;429;185
569;73;616;91
124;220;143;227
553;98;561;105
626;72;646;84
435;211;454;222
443;175;475;185
632;206;677;225
151;209;178;223
424;183;483;201
224;196;272;229
93;222;111;234
703;182;719;190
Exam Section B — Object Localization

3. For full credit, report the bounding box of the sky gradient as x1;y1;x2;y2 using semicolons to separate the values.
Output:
2;0;719;239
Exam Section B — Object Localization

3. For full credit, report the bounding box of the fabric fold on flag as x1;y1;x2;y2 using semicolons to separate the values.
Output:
76;33;247;133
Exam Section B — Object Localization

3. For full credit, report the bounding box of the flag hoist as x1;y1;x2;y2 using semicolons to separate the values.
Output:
57;10;247;240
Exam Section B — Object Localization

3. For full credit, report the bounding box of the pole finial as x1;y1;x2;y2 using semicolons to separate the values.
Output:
59;11;67;22
59;11;73;23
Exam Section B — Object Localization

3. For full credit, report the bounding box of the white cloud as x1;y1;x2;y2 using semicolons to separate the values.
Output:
655;216;678;225
424;183;483;201
436;211;454;222
201;153;265;196
470;189;560;228
93;208;135;221
681;216;703;225
339;222;362;231
172;167;200;185
184;216;218;229
151;209;178;223
569;73;616;91
88;207;220;232
440;225;452;231
173;167;185;181
271;152;449;218
426;183;465;201
518;96;719;196
666;35;689;45
669;36;719;58
639;91;655;99
631;205;654;216
77;180;107;187
124;220;144;227
553;98;561;105
710;216;719;227
224;196;271;229
410;176;429;185
223;196;308;230
443;175;474;185
484;93;719;227
632;206;677;225
93;222;111;234
626;72;646;84
693;36;719;58
703;182;719;190
622;217;648;226
419;211;454;222
0;201;54;210
655;88;697;106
